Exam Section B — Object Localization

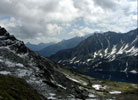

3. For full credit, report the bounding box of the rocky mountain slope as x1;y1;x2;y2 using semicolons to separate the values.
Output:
50;28;138;83
26;42;54;51
0;26;90;99
38;36;88;57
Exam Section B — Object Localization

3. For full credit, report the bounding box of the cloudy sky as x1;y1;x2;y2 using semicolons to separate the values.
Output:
0;0;137;44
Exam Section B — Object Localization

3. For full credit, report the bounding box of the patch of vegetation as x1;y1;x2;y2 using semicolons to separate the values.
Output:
0;74;47;100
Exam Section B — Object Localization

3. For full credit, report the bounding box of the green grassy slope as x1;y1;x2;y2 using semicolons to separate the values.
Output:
0;74;47;100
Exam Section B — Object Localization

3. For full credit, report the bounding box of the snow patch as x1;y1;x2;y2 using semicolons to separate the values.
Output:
130;70;137;74
49;93;56;96
0;71;11;75
17;69;32;77
87;59;92;62
47;93;56;100
104;48;108;55
47;96;57;100
56;84;66;89
124;67;128;72
93;52;98;58
16;63;24;67
109;91;121;94
125;46;138;56
5;60;16;67
88;93;96;97
64;74;87;86
116;45;124;54
0;59;3;62
67;77;80;83
123;44;129;50
110;45;117;55
17;53;28;58
92;84;102;90
74;60;80;64
70;57;76;62
58;60;62;63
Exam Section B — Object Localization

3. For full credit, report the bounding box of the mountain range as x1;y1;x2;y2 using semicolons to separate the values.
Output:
25;42;55;51
37;36;88;57
50;28;138;83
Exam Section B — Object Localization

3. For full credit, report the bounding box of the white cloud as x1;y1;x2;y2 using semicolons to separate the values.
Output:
69;27;100;37
25;36;61;44
46;24;63;36
0;0;137;44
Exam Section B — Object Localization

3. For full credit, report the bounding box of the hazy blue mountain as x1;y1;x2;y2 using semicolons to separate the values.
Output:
38;36;89;57
25;42;54;51
50;28;138;83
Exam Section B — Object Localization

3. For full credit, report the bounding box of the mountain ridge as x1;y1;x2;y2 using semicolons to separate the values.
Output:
49;28;138;83
26;42;55;51
37;35;88;57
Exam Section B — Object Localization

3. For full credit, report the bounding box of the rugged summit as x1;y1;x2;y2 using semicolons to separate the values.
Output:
50;28;138;83
0;27;27;53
